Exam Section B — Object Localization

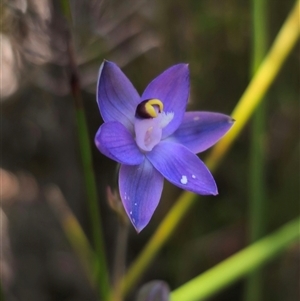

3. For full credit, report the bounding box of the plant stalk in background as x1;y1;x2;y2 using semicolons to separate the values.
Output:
245;0;268;300
59;1;110;299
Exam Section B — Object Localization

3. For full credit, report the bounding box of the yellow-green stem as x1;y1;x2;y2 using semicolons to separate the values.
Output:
206;0;300;170
170;217;300;301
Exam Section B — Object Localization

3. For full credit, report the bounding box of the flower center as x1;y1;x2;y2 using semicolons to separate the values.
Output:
136;98;163;118
134;99;173;152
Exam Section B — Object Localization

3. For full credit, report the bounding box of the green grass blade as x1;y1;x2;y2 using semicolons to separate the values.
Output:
170;217;300;301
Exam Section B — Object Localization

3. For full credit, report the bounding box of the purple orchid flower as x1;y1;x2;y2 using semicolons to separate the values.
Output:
95;60;234;232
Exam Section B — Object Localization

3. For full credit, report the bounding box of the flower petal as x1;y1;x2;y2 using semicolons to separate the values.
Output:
97;60;140;131
141;64;189;138
147;141;217;195
95;121;144;165
119;160;164;232
168;112;234;153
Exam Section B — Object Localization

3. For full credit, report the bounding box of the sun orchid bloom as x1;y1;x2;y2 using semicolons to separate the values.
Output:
95;60;234;232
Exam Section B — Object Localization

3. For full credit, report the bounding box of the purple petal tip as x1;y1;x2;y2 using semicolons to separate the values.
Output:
129;214;150;233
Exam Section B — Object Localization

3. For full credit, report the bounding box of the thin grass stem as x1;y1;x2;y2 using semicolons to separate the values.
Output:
70;46;110;301
59;1;110;299
244;0;268;299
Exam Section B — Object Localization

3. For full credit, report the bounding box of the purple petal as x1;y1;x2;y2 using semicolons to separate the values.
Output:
147;141;217;195
95;121;144;165
119;159;164;232
141;64;189;138
97;60;140;132
168;112;234;153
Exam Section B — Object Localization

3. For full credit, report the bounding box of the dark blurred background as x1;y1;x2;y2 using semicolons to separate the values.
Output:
1;0;299;300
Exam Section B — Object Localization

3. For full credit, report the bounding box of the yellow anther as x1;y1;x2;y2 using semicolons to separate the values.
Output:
136;98;164;119
144;99;164;118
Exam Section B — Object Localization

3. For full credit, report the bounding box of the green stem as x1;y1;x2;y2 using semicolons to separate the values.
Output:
59;1;110;299
170;217;300;301
117;1;300;297
75;107;110;299
245;0;268;299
